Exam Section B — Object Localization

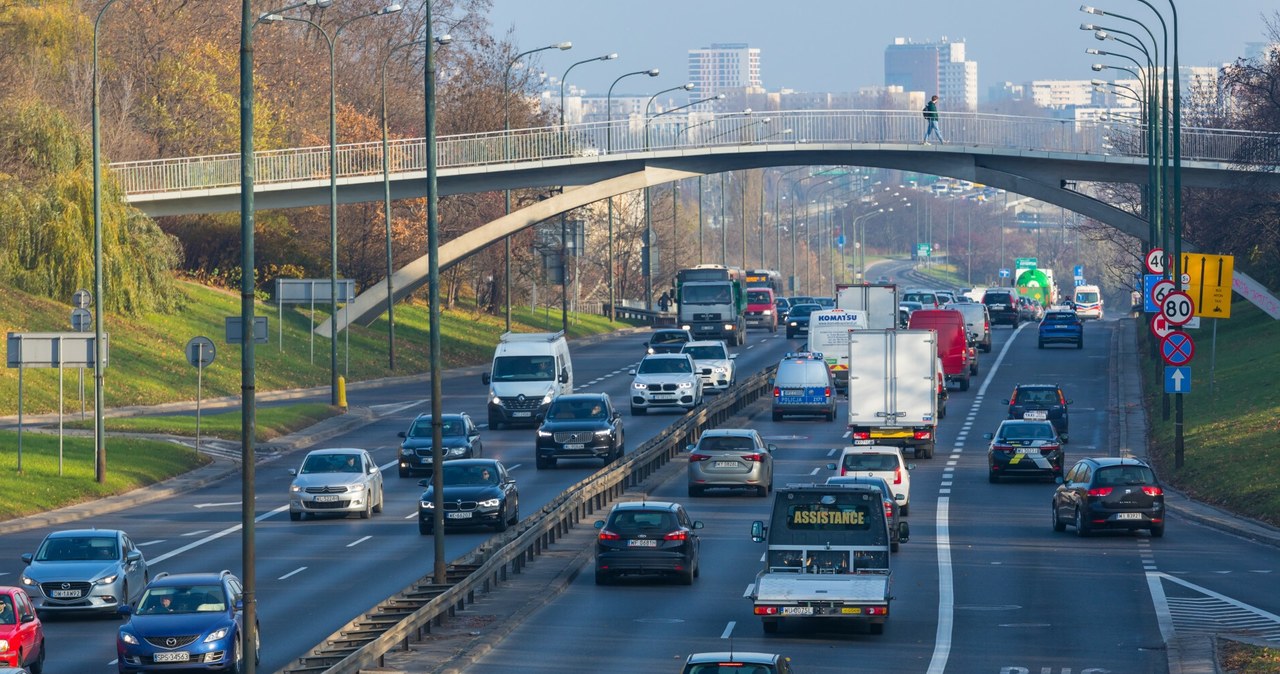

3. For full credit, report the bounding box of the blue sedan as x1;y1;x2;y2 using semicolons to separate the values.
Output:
1038;310;1083;349
117;570;257;673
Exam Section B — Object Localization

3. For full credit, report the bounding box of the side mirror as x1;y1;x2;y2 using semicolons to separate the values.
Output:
118;605;134;617
686;444;696;452
368;466;378;474
906;463;916;471
692;521;705;529
729;353;738;360
288;468;298;476
628;369;637;376
20;612;36;624
398;431;407;439
1055;476;1065;485
534;413;544;422
982;432;994;440
825;462;836;471
126;550;142;563
1001;399;1010;405
642;341;650;348
234;599;245;611
593;520;606;529
559;370;569;384
481;372;491;385
612;412;621;421
750;520;766;542
1066;399;1074;405
767;444;777;452
418;479;431;487
20;553;32;565
898;521;910;542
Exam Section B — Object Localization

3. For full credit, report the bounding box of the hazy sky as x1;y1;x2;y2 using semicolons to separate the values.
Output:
484;1;1276;97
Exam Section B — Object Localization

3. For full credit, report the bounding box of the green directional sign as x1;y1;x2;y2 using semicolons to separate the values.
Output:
916;243;931;258
1015;257;1038;271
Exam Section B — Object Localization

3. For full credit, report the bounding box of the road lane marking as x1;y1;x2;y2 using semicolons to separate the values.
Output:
379;459;399;472
926;496;954;674
347;536;372;548
182;530;210;537
827;448;839;457
148;504;289;565
194;501;242;508
279;567;307;580
742;584;754;597
809;467;820;476
720;621;736;639
137;540;166;547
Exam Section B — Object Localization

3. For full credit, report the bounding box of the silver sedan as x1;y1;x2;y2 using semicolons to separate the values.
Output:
686;429;775;497
289;448;385;520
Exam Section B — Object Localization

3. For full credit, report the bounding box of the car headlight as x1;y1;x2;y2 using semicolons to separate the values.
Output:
477;498;502;508
290;483;301;494
789;321;798;326
97;573;119;586
678;381;693;389
541;392;553;404
762;309;772;315
19;574;33;587
537;429;553;437
680;324;691;330
724;324;735;330
0;638;9;652
633;381;647;390
400;447;414;456
204;626;230;643
119;631;139;645
491;393;502;405
712;366;727;375
420;500;434;509
445;447;466;456
647;347;656;354
594;429;613;436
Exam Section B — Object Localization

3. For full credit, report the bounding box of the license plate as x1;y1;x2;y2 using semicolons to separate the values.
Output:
991;304;1006;310
154;652;190;663
564;443;586;450
512;412;532;417
1016;448;1034;454
783;389;802;396
781;606;813;615
50;589;82;598
1023;410;1048;420
1115;512;1143;520
627;539;658;547
313;494;340;502
446;512;473;519
714;461;739;468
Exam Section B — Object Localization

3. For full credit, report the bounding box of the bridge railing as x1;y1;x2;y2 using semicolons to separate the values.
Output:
108;110;1280;195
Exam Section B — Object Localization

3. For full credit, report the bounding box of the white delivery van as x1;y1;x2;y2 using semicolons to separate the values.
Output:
1073;285;1104;320
806;309;869;390
482;332;573;429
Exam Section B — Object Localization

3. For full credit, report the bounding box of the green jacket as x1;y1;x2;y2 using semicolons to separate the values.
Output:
923;101;939;121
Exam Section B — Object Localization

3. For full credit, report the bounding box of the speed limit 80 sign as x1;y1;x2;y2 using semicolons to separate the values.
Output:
1161;291;1195;326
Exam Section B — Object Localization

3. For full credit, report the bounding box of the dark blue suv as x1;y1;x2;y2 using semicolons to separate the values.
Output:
1038;310;1083;349
117;570;257;673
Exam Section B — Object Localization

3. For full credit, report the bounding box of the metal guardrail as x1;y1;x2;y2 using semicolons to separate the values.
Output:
109;110;1280;196
280;365;777;674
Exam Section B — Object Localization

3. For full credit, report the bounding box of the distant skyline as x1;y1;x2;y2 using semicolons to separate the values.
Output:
484;1;1275;98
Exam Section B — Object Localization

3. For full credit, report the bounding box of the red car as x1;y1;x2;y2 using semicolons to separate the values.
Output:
0;586;45;673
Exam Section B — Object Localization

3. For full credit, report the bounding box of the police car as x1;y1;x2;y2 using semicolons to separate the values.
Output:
771;352;838;422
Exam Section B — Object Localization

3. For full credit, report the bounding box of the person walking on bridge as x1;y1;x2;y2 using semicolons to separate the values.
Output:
922;95;945;145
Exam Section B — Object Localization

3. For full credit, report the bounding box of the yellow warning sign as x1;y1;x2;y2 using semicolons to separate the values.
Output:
1181;253;1234;319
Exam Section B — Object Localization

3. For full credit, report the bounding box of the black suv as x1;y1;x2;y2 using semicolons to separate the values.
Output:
593;501;702;585
982;289;1020;326
1052;457;1165;537
534;393;624;469
645;329;693;354
1004;383;1071;441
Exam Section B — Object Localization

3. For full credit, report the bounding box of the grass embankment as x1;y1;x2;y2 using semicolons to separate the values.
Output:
0;280;635;519
1141;298;1280;525
1219;638;1280;673
909;262;968;287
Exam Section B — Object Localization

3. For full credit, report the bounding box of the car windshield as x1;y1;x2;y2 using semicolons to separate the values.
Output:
1095;465;1156;486
683;345;726;360
0;596;14;624
492;355;555;381
1076;291;1100;303
136;584;226;615
789;304;819;318
651;331;688;345
841;453;899;471
407;417;464;438
984;293;1013;304
998;422;1057;441
685;665;775;674
747;291;771;304
903;292;936;304
35;535;118;562
638;358;692;375
301;453;362;474
607;510;677;533
1043;312;1076;323
827;477;891;500
441;463;500;486
547;399;607;420
1015;389;1060;405
696;435;755;452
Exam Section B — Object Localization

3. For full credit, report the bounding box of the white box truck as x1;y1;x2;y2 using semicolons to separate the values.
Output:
846;329;939;459
805;309;869;391
835;283;899;330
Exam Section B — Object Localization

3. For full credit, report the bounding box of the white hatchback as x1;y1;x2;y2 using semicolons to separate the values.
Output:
830;446;914;515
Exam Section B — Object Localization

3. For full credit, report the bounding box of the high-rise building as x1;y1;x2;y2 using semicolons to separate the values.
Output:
884;37;978;111
687;43;762;106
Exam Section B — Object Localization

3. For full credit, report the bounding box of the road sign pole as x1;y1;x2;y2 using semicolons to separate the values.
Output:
196;343;203;454
1209;318;1218;400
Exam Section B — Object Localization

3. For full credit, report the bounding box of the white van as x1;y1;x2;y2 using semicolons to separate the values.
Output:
1073;285;1104;320
806;309;869;390
482;332;573;429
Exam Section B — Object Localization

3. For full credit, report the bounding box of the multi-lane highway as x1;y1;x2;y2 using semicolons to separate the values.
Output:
460;318;1280;673
2;312;796;673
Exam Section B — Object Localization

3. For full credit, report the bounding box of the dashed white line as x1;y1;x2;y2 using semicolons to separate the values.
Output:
347;536;372;548
742;584;754;597
826;448;839;457
809;467;820;476
279;567;307;580
137;540;166;547
720;621;736;639
182;530;210;537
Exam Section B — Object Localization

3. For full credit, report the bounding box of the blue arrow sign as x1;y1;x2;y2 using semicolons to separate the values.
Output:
1165;366;1191;393
998;268;1011;278
1074;265;1084;277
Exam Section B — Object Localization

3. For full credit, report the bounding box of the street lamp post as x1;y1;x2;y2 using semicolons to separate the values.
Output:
237;3;332;671
560;53;618;331
642;82;695;309
504;41;572;332
605;68;659;322
269;3;403;405
381;34;451;370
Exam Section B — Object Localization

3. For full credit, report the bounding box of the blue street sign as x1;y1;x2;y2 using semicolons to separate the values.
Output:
1143;274;1163;313
1074;265;1084;277
836;234;846;247
998;268;1011;278
1164;366;1191;393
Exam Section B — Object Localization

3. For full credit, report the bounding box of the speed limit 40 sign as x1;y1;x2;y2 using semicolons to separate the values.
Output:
1145;248;1166;274
1161;291;1195;326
